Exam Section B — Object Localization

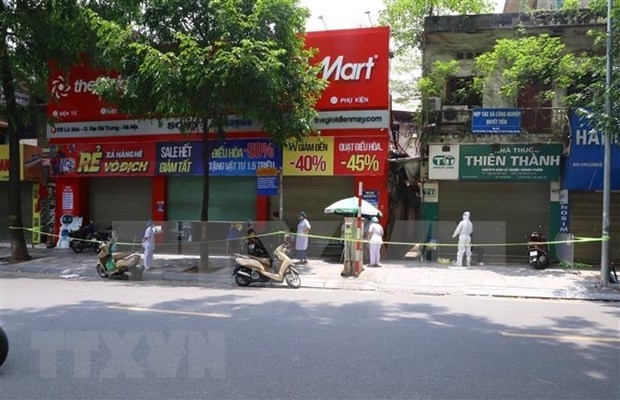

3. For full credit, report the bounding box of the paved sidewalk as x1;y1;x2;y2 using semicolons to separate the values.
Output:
1;246;619;301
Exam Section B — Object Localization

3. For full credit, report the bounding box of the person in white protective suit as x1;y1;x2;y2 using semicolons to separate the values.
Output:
452;211;473;267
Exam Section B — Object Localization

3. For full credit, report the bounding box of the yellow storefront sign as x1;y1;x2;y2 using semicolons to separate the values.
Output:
283;137;334;176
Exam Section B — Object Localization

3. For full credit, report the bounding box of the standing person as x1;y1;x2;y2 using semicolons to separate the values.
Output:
246;221;257;255
295;211;311;264
366;216;384;268
452;211;473;267
142;219;156;270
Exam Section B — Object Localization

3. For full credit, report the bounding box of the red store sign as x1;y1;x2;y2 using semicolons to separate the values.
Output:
306;27;390;111
48;27;390;125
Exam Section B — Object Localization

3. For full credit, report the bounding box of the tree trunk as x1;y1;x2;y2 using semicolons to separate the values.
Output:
198;117;210;272
0;32;31;262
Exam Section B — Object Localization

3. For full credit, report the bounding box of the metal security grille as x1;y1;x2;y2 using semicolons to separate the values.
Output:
569;191;620;264
89;177;152;230
167;176;256;222
437;181;551;264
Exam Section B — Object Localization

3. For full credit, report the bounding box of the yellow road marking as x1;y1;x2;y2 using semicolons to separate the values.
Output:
500;331;620;342
107;305;231;318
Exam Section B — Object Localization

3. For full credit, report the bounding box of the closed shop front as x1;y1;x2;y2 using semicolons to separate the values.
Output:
89;177;152;229
278;176;355;227
437;181;551;263
428;143;563;264
562;111;620;264
167;176;256;222
568;192;620;264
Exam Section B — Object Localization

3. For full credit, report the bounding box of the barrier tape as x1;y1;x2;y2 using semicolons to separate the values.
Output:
9;225;607;249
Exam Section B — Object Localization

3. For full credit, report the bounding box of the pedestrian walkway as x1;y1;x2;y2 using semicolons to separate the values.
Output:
1;245;619;301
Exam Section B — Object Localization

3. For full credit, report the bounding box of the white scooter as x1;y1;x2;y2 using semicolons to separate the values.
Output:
232;235;301;288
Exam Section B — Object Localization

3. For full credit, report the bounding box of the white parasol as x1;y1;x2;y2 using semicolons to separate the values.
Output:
324;196;382;217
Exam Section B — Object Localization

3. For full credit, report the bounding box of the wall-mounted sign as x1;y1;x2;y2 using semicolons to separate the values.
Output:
306;27;390;112
429;143;562;181
471;108;522;134
156;139;282;176
563;110;620;190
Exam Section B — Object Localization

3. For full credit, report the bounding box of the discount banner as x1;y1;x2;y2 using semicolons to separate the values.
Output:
334;136;387;176
283;137;334;176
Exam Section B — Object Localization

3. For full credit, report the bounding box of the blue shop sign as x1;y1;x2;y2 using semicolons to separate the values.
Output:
156;139;282;176
563;111;620;190
471;108;521;134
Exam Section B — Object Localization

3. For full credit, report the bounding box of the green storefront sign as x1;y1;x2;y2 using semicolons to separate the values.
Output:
460;143;562;181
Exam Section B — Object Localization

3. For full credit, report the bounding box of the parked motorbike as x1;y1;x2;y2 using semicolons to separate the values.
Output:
0;326;8;367
528;225;549;270
232;235;301;288
96;238;143;280
70;221;114;253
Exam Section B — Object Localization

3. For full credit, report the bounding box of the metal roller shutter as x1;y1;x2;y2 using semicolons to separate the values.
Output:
569;192;620;264
280;176;355;257
437;181;550;264
89;177;152;232
167;176;257;222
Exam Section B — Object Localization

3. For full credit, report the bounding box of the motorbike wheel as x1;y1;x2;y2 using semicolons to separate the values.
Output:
284;270;301;288
234;272;252;287
70;239;84;254
0;326;8;367
96;264;108;278
536;255;549;270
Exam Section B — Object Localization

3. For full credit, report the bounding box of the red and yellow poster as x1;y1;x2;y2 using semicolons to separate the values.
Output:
49;142;156;177
334;136;387;176
283;137;334;176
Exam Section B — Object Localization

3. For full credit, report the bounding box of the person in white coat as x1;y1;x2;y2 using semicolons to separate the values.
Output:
366;216;384;268
452;211;473;267
295;211;311;264
142;219;156;270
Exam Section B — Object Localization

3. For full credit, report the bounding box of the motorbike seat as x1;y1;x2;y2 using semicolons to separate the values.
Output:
112;252;132;261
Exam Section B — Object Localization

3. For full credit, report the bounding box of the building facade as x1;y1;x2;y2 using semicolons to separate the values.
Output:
420;8;617;264
46;27;392;251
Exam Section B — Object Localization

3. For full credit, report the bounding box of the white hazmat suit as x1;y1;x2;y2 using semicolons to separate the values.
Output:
452;211;473;267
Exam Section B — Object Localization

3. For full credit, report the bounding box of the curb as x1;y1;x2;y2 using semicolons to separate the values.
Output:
2;257;619;302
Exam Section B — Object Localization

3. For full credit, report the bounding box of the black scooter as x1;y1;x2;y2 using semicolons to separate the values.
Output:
528;225;549;270
69;222;113;253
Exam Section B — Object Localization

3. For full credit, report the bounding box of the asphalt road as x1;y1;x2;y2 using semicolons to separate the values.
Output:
0;274;618;400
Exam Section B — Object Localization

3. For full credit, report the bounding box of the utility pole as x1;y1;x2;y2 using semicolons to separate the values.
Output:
600;0;613;288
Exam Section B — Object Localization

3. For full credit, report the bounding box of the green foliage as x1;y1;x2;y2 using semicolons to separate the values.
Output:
379;0;494;55
472;34;592;104
417;59;459;98
89;0;325;146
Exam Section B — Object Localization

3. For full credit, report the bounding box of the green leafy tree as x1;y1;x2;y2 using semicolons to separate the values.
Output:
379;0;494;55
88;0;325;271
0;0;137;262
472;33;594;106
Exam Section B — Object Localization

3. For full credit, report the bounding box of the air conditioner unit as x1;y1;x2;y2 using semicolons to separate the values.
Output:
442;105;469;123
423;97;442;112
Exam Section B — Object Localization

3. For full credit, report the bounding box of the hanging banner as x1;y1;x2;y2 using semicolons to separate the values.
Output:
333;136;387;176
156;139;281;176
49;142;156;177
283;137;334;176
563;111;620;190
